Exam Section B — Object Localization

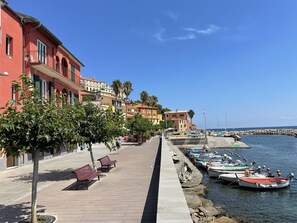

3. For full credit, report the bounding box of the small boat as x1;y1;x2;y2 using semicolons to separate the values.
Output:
219;167;274;183
219;171;272;183
208;168;256;178
237;173;295;189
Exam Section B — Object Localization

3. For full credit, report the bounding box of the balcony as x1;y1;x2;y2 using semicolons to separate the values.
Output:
25;50;82;91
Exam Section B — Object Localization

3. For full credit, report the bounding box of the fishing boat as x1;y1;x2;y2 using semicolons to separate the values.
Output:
208;168;256;178
219;167;274;183
237;173;295;189
219;171;272;183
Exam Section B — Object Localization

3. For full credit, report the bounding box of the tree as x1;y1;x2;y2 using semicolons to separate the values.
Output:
126;113;153;142
111;80;123;110
188;109;195;125
123;81;133;100
140;91;149;117
123;81;133;119
0;75;78;223
147;95;158;123
74;102;124;169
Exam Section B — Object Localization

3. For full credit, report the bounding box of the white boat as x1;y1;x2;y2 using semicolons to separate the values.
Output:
208;169;256;178
238;177;290;189
219;171;271;183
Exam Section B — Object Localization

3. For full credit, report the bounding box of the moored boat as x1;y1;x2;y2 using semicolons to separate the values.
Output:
238;173;295;189
208;168;257;178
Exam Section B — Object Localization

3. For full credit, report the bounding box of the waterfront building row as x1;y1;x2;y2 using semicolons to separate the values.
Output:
0;1;84;171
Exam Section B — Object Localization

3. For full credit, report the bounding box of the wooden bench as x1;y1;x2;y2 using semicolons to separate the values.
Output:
73;164;102;189
98;156;117;172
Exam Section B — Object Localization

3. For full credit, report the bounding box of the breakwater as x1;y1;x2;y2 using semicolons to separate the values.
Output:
228;128;297;137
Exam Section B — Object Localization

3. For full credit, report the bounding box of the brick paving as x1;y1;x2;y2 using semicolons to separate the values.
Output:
0;137;160;223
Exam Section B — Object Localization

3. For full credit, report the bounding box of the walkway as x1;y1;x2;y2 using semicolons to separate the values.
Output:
0;137;161;223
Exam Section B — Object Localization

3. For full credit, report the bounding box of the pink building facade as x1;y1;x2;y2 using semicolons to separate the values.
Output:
0;1;84;171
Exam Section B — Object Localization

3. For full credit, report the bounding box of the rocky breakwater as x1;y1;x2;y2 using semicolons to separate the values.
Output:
229;128;297;137
170;145;239;223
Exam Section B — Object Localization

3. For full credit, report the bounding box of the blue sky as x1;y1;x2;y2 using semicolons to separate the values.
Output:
8;0;297;129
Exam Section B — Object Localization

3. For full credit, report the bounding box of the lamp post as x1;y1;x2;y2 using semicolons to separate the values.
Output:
0;72;9;76
203;111;207;143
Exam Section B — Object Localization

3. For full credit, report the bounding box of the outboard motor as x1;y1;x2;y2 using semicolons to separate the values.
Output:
288;173;295;181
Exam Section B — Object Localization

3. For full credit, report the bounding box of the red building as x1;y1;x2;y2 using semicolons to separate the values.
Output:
0;1;84;171
0;1;23;108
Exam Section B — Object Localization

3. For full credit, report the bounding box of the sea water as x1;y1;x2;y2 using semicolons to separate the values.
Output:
203;134;297;223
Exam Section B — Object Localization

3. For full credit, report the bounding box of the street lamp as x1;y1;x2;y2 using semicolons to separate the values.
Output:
0;72;9;76
203;111;207;142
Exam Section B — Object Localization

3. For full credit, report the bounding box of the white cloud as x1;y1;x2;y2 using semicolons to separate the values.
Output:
153;28;166;42
170;33;196;41
184;24;221;35
154;24;220;42
166;11;179;22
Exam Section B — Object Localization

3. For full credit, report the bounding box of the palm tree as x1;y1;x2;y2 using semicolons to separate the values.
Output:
140;91;149;117
123;81;133;102
149;95;158;123
123;81;133;118
188;109;195;125
111;80;122;110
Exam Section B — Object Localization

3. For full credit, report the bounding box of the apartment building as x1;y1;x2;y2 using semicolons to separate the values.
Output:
165;110;191;132
81;77;126;111
0;1;84;171
126;103;161;125
81;77;114;94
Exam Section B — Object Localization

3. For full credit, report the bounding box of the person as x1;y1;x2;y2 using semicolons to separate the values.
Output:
115;138;121;154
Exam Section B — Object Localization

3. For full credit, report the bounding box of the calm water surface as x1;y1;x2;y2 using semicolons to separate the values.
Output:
203;135;297;223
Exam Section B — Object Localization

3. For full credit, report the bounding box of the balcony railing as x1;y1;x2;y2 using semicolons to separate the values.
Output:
25;50;81;86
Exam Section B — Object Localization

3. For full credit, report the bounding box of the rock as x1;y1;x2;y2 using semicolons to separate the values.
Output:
184;191;203;207
200;197;214;207
191;213;200;223
198;206;222;217
209;216;239;223
189;207;196;214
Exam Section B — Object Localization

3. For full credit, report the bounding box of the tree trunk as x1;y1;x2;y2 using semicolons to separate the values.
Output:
31;149;40;223
88;142;96;170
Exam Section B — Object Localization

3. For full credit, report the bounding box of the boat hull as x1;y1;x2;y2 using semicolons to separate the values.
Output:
238;177;290;189
208;169;256;178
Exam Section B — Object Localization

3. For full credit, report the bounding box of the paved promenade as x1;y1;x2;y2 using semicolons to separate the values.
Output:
0;137;161;223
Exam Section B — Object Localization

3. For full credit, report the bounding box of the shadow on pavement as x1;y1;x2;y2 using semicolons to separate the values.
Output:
0;202;46;223
141;137;161;223
9;169;75;183
62;180;97;191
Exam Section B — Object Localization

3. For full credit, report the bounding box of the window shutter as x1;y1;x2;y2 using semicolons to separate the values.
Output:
33;74;42;98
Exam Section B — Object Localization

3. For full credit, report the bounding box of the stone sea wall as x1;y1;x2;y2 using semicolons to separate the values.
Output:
229;128;297;137
169;143;239;223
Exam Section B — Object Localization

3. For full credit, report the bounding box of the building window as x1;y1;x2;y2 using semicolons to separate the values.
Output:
6;35;13;56
55;56;60;73
33;75;47;101
70;91;74;105
41;79;47;102
12;84;17;101
37;40;47;64
71;65;75;82
48;81;54;103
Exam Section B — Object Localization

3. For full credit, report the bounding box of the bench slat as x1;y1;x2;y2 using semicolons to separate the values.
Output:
98;156;117;172
73;164;101;189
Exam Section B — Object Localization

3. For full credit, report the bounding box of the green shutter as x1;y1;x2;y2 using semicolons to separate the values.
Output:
33;75;42;98
48;81;54;103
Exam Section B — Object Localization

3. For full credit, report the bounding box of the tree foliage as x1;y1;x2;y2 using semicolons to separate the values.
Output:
123;81;133;99
73;102;124;168
188;109;195;124
126;113;153;141
0;75;79;223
